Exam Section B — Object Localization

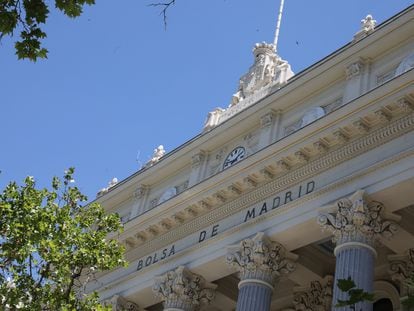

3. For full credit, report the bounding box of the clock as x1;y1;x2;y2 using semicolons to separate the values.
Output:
223;147;246;169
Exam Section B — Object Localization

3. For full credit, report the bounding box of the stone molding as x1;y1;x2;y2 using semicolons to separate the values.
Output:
121;99;414;257
110;295;139;311
226;232;297;286
388;248;414;296
318;190;397;246
292;276;333;311
153;266;215;311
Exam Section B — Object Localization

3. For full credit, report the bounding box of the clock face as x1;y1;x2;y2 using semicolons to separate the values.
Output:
223;147;246;169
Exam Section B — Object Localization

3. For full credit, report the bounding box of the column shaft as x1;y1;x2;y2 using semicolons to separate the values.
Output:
333;246;375;311
237;283;273;311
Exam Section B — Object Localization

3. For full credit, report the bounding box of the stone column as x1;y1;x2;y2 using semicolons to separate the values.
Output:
292;276;333;311
110;295;139;311
153;266;216;311
389;248;414;309
226;232;297;311
318;190;397;311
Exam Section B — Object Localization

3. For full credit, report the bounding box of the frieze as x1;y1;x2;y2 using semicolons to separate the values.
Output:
115;100;414;272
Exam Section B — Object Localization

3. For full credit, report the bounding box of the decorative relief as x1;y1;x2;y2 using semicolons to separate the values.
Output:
375;110;392;123
230;42;293;107
260;111;275;128
226;232;297;285
318;190;397;246
134;185;149;200
396;97;414;113
388;248;414;296
191;152;206;169
153;266;215;311
293;276;333;311
353;120;370;134
110;295;139;311
345;61;364;80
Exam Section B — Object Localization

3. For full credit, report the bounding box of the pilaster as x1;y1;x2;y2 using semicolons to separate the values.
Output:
153;266;215;311
129;184;150;218
258;110;280;149
343;58;371;103
188;151;207;187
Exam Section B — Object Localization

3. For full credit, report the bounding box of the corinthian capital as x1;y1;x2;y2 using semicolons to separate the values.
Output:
110;295;139;311
153;266;216;311
388;248;414;296
318;190;397;246
293;276;333;311
226;232;297;286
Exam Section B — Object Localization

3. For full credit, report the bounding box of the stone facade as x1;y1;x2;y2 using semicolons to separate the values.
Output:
90;6;414;311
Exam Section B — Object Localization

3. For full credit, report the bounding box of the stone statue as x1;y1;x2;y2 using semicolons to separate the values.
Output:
97;177;119;197
146;145;166;167
361;14;376;32
354;14;376;40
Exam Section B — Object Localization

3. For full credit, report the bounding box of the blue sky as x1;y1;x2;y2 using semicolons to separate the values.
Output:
1;0;413;200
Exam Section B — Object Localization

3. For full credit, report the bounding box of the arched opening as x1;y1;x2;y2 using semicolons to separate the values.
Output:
373;298;393;311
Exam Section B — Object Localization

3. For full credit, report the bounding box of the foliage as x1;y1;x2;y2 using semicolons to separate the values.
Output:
335;277;375;311
0;0;95;61
0;168;126;310
402;274;414;308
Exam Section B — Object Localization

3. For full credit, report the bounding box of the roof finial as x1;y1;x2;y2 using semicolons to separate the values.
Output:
273;0;285;54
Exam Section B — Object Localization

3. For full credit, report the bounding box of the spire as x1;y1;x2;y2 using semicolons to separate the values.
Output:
273;0;285;53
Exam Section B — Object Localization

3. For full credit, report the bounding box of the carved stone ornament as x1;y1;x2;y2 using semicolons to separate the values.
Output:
293;276;333;311
388;248;414;296
110;295;139;311
318;190;398;246
191;151;206;169
134;185;149;200
230;42;293;107
97;177;118;197
203;108;225;132
153;266;216;311
226;232;297;286
345;61;364;80
260;111;275;128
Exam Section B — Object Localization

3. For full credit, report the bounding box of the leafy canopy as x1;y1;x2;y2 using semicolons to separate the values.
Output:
335;277;375;311
0;168;126;310
0;0;95;61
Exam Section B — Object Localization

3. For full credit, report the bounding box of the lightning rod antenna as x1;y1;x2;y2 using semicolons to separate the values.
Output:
273;0;285;54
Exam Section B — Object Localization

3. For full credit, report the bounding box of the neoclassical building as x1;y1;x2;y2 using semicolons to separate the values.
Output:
90;4;414;311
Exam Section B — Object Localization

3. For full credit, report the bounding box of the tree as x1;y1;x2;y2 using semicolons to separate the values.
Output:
0;0;95;61
0;168;126;310
335;277;374;311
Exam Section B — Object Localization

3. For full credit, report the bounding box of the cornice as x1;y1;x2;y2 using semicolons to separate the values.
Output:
120;95;414;259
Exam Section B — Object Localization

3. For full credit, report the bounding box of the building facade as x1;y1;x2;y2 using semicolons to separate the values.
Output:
90;5;414;311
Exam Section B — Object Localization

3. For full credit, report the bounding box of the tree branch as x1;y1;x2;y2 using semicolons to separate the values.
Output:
148;0;176;29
